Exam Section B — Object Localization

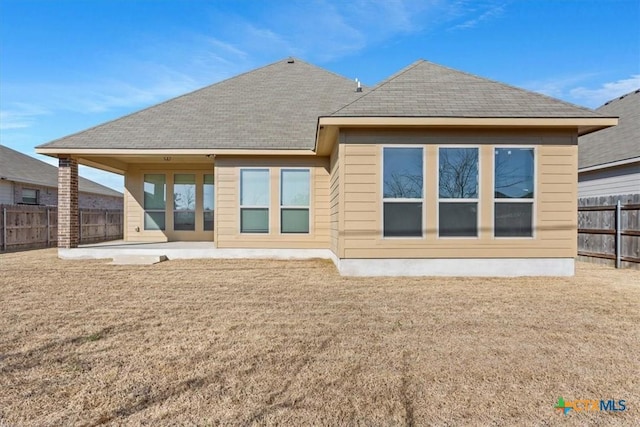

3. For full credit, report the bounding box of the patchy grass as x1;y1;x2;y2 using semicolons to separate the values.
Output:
0;249;638;426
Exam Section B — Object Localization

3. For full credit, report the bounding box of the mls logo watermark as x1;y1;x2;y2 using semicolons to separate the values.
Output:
554;397;627;415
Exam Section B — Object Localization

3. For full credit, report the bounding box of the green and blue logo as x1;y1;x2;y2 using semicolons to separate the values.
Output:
554;397;626;415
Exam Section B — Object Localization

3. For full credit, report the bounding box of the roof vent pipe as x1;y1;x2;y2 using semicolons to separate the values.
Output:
355;78;362;92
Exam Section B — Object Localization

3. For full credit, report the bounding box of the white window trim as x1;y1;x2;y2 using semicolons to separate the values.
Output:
436;145;481;239
239;168;271;235
381;145;426;240
279;167;312;235
492;146;536;239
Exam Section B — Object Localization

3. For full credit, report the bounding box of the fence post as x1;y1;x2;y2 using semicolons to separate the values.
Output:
79;210;83;244
615;200;622;269
105;210;108;239
46;208;50;246
2;207;6;251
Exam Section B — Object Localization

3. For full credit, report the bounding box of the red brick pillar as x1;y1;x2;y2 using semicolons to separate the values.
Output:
58;156;79;248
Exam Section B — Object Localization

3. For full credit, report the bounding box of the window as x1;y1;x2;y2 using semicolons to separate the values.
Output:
494;148;534;237
438;147;479;237
203;174;214;231
144;174;166;230
281;169;310;233
173;174;195;231
383;147;423;237
22;188;39;205
240;169;269;233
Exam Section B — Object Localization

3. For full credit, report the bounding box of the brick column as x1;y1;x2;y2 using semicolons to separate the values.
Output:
58;156;79;248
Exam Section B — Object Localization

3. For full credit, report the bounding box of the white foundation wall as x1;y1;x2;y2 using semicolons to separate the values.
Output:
334;258;575;277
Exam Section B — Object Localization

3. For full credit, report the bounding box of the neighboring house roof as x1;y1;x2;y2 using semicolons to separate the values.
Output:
332;60;608;118
37;58;611;153
578;89;640;170
38;59;366;151
0;145;123;197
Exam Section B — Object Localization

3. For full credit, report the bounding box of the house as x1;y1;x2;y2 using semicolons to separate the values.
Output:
0;144;123;209
35;58;617;276
578;89;639;198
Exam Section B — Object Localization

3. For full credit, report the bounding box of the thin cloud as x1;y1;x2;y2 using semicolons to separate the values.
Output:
448;1;506;31
570;75;640;108
522;73;599;99
0;104;50;130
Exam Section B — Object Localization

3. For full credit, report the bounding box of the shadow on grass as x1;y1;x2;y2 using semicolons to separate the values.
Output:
0;323;138;374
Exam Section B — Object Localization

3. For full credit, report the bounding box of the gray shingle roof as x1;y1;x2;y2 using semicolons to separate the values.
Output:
38;58;613;153
332;60;609;118
39;58;365;151
578;90;640;169
0;145;123;197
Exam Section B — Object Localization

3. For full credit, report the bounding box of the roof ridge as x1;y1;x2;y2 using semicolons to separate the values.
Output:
418;60;609;117
38;57;360;149
601;88;640;107
330;60;424;116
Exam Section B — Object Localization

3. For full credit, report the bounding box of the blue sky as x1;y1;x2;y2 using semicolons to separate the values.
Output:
1;0;639;191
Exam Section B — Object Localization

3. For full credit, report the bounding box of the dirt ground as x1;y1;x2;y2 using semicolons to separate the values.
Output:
0;249;638;426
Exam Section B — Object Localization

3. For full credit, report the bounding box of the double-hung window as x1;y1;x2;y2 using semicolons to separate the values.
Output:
280;169;310;234
438;147;479;237
382;147;423;237
22;188;39;205
144;174;166;230
494;147;535;237
240;169;270;233
174;174;196;231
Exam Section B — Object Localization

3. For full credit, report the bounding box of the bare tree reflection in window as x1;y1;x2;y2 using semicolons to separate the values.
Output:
383;148;423;199
495;148;534;199
439;148;478;198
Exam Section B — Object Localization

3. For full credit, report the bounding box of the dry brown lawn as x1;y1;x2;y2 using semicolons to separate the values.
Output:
0;249;638;426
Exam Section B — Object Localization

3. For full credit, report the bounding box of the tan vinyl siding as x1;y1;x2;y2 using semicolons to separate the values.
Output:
329;141;340;255
338;128;578;259
215;156;330;249
124;163;214;242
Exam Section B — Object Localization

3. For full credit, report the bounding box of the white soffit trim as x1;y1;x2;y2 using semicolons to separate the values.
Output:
319;116;618;128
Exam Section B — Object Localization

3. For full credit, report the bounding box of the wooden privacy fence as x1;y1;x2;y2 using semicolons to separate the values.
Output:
578;194;640;269
0;205;123;251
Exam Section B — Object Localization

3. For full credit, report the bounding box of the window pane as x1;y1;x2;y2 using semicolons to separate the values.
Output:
383;202;422;237
281;169;310;206
439;148;478;198
241;169;269;206
144;211;165;231
174;211;195;231
439;202;478;237
204;174;215;231
281;208;309;233
241;208;269;233
383;148;423;199
22;189;38;204
495;148;534;198
204;211;214;231
144;174;166;209
204;174;214;211
495;203;533;237
174;174;195;210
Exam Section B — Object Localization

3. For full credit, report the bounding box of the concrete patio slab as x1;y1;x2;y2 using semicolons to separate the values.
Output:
110;255;168;265
59;240;334;262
